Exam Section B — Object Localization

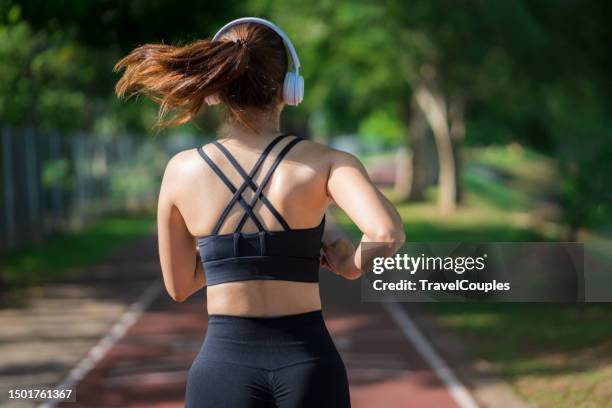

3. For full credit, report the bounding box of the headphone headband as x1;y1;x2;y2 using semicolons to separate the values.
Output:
211;17;301;73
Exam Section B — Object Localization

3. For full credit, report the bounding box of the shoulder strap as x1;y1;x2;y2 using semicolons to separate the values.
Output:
196;146;265;233
210;134;289;233
234;136;304;232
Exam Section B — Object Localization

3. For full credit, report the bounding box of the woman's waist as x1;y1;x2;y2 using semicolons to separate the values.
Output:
206;280;322;317
203;309;333;348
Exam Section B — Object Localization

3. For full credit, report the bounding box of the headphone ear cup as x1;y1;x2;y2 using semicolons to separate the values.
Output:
295;75;304;105
283;72;303;106
283;72;294;105
205;93;221;106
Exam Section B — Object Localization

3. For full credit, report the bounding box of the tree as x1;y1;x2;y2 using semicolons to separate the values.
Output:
259;0;514;212
5;0;244;133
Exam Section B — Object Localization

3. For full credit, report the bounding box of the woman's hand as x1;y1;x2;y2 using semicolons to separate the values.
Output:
320;238;361;280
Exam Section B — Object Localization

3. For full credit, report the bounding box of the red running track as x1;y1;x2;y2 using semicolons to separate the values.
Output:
53;267;460;408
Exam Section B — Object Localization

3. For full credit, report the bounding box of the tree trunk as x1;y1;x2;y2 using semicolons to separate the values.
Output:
564;221;580;242
394;145;413;201
396;100;428;201
414;82;457;213
449;96;466;204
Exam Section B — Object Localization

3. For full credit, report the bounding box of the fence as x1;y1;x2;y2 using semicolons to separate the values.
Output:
0;126;201;253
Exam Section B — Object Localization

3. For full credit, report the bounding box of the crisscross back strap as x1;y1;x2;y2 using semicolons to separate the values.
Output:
197;146;266;233
210;134;290;233
235;136;304;232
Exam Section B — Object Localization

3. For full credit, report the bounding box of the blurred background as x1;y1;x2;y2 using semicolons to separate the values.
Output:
1;1;611;407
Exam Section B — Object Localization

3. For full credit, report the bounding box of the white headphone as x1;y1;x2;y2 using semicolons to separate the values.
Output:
204;17;304;106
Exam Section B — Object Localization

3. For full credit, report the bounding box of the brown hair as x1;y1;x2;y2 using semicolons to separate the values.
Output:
114;23;288;130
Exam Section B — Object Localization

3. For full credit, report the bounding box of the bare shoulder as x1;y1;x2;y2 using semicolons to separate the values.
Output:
161;147;208;195
293;138;362;168
159;147;207;205
163;147;203;177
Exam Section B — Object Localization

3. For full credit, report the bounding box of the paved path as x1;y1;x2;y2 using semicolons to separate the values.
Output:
34;235;463;408
1;215;470;408
49;277;460;408
0;238;160;408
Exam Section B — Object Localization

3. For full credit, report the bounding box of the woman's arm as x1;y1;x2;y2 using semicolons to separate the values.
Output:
325;150;405;279
157;154;205;302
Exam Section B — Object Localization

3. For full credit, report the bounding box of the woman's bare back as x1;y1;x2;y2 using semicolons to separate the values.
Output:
167;135;333;316
176;135;332;237
157;131;403;316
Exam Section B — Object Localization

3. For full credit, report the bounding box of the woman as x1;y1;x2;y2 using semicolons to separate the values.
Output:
115;17;404;408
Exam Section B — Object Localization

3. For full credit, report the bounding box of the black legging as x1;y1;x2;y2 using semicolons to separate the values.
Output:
185;310;351;408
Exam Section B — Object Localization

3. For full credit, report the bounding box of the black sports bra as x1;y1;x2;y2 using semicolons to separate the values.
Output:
195;134;325;286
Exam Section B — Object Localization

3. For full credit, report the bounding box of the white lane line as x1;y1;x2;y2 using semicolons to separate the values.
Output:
38;278;164;408
383;302;479;408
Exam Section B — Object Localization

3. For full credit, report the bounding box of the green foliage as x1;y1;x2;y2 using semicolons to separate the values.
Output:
108;139;169;207
357;106;406;148
1;0;610;232
2;0;243;133
41;157;70;188
0;4;94;131
544;82;612;231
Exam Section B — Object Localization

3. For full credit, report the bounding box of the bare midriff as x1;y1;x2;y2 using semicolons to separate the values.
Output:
206;280;322;317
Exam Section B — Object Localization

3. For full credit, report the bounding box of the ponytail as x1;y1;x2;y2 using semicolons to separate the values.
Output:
114;39;250;129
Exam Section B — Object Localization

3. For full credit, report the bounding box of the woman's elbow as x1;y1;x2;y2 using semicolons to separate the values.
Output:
163;279;192;303
370;224;405;244
168;288;189;303
396;227;406;245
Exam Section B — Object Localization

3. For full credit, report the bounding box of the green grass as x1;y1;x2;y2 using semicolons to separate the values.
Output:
464;144;555;186
430;303;612;407
335;199;545;242
335;144;612;407
0;214;155;289
464;145;558;212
